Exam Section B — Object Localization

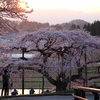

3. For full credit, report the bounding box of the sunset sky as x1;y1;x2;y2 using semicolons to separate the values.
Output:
23;0;100;24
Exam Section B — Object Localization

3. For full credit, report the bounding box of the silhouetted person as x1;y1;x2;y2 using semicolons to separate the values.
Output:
93;82;98;88
46;89;50;93
29;88;35;94
11;89;18;95
1;70;9;96
9;79;13;89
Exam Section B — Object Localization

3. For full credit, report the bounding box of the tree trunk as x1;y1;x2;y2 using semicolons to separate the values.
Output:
19;66;68;92
56;77;67;92
56;81;67;92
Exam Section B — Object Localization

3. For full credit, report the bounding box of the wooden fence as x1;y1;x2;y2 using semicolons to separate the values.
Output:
72;86;100;100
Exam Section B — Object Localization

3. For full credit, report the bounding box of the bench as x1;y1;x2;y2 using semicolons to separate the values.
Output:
72;86;100;100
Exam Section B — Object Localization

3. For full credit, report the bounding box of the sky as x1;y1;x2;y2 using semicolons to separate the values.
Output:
23;0;100;25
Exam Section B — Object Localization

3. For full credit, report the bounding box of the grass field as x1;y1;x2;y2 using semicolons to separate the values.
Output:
0;70;55;89
0;68;100;90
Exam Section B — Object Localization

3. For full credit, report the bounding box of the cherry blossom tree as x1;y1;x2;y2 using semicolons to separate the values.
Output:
0;0;32;72
0;0;33;34
0;0;32;19
3;29;100;92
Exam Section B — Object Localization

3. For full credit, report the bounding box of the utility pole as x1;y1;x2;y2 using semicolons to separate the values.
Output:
22;67;24;95
42;54;48;94
21;48;26;95
42;55;46;94
42;75;44;94
84;47;88;87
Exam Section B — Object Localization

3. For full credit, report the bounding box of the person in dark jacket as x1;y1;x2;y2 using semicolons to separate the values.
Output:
30;88;35;94
1;69;9;96
11;89;18;95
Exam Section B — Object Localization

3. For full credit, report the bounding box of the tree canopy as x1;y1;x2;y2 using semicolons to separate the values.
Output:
1;29;100;91
0;0;33;34
83;20;100;36
0;0;33;19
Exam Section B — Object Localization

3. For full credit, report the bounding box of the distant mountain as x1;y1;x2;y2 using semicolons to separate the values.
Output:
68;19;89;28
60;19;89;29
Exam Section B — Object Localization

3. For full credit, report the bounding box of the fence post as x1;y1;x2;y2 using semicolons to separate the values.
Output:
22;68;24;95
92;92;99;100
73;89;79;100
79;90;85;98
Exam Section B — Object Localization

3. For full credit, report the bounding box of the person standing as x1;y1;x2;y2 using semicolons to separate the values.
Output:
9;79;13;94
1;69;9;96
9;79;13;89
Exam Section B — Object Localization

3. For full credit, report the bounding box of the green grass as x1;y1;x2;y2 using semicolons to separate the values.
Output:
0;68;100;89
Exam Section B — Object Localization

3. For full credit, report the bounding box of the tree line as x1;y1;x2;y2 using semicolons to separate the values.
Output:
1;19;100;38
83;20;100;36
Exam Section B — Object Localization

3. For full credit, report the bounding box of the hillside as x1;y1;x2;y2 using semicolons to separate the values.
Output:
69;19;89;28
61;19;89;29
0;19;90;34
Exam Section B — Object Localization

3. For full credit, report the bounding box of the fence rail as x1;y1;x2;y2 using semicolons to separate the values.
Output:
72;86;100;100
72;94;89;100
